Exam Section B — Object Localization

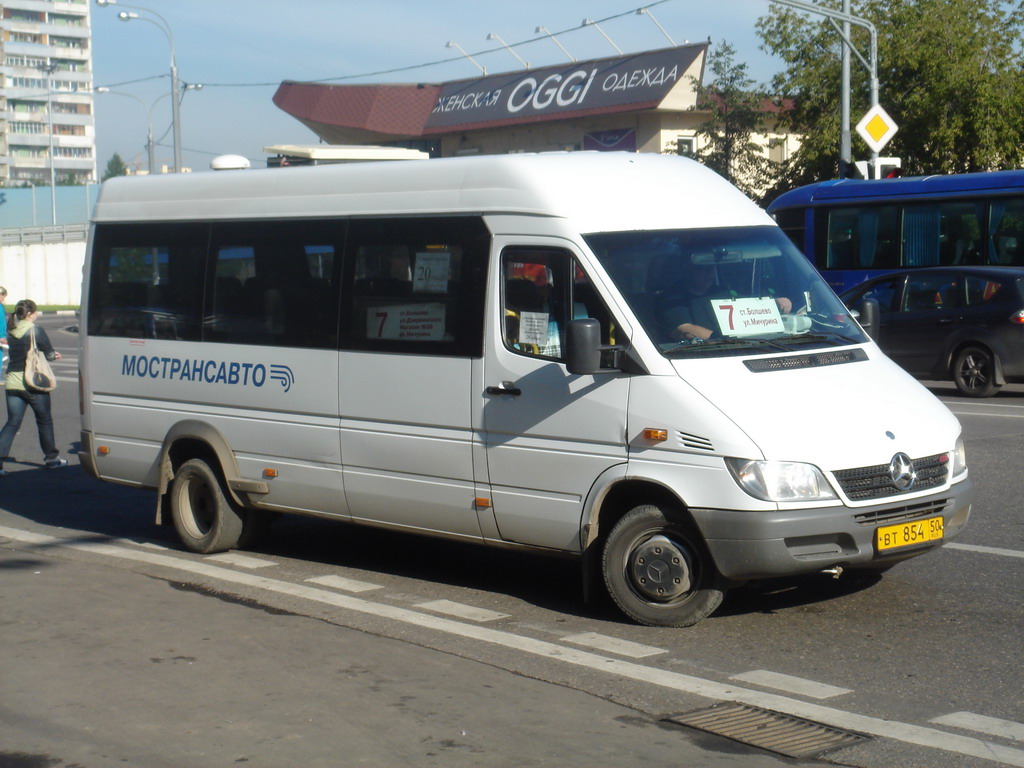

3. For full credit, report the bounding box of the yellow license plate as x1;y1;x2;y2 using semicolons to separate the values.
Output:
876;516;944;551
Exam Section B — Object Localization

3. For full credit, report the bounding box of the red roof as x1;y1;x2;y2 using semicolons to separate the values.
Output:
273;82;441;138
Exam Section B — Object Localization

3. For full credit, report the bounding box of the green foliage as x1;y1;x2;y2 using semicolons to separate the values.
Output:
689;42;777;202
102;153;129;182
758;0;1024;191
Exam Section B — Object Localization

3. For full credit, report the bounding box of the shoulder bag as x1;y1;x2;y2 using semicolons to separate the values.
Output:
24;327;58;392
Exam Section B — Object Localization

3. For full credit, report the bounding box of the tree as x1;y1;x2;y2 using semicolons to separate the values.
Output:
689;41;776;202
758;0;1024;191
102;153;129;182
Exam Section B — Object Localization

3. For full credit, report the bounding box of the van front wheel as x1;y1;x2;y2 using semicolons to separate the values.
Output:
602;505;724;627
170;458;244;554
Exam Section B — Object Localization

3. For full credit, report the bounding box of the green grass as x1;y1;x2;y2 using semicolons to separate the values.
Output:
1;305;79;314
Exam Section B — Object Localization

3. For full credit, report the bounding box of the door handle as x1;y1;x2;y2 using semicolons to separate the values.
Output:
486;381;522;397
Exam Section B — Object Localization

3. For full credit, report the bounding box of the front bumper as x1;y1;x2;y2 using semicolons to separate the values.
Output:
690;476;974;581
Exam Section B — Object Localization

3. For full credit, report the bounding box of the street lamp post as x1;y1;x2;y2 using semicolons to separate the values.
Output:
96;87;155;173
768;0;880;172
37;63;58;225
95;0;182;173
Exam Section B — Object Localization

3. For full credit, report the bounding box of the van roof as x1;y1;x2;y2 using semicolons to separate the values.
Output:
92;151;771;233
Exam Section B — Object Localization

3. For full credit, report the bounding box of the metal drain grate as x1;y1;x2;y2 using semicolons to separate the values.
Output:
665;702;869;758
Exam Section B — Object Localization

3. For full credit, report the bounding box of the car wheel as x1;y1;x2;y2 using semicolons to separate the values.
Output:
170;458;244;553
952;345;1000;398
602;504;725;627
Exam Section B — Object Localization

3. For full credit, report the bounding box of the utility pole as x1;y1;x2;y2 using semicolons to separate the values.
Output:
769;0;880;174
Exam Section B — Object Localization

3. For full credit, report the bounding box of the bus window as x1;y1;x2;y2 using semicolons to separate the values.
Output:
87;222;207;341
990;197;1024;265
343;217;488;357
903;202;983;267
206;220;343;349
823;206;899;270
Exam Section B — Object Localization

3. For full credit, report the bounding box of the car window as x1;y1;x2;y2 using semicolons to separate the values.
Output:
964;274;1015;306
850;276;903;314
902;273;961;311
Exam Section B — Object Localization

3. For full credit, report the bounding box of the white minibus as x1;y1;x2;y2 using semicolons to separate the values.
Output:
79;152;973;626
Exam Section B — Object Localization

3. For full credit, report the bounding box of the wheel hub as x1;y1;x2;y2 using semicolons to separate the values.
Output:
629;534;692;601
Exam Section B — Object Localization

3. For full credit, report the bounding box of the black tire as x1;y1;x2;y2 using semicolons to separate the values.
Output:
602;504;725;627
238;509;275;549
170;458;244;554
952;344;1000;398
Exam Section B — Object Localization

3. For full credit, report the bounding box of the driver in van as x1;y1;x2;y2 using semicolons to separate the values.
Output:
660;258;793;342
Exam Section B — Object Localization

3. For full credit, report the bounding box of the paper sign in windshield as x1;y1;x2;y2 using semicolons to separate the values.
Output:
368;303;446;341
712;298;784;336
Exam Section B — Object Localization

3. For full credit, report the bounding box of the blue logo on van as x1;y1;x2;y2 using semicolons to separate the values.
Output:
269;365;295;392
120;355;295;392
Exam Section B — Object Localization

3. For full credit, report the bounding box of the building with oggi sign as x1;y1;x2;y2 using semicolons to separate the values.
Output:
272;44;795;166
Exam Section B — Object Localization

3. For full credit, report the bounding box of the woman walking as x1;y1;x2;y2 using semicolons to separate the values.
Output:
0;300;68;475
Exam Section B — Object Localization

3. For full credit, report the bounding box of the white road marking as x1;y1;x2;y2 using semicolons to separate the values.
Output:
560;632;666;659
115;539;170;550
415;599;509;622
3;524;1024;767
931;712;1024;743
946;543;1024;560
204;552;277;569
730;670;852;699
306;574;383;593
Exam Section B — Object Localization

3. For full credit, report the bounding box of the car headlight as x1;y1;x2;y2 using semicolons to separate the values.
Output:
726;458;837;502
951;438;968;478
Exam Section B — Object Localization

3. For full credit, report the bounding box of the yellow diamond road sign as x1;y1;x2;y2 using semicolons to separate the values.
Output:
856;104;898;153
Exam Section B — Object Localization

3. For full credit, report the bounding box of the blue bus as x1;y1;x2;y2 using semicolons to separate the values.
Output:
766;170;1024;292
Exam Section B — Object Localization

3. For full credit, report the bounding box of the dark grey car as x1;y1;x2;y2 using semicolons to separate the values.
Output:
841;266;1024;397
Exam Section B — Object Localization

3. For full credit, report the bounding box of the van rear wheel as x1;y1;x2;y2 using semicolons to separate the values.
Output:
602;504;724;627
170;458;244;554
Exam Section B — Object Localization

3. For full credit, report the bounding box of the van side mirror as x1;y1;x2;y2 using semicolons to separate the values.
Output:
566;318;603;374
566;318;638;375
858;297;880;341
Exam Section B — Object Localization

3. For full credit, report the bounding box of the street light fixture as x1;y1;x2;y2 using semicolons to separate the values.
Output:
95;0;182;173
535;26;576;62
445;41;487;75
636;7;676;46
582;18;623;55
486;33;529;70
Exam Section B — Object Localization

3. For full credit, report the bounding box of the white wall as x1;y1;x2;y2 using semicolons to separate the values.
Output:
0;241;85;306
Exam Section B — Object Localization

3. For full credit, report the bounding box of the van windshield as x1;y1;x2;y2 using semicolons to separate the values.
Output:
584;226;867;358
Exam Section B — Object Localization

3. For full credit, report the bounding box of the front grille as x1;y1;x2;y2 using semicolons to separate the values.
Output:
853;498;949;526
834;453;948;501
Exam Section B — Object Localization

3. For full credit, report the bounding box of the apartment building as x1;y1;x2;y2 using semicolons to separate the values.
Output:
1;0;96;187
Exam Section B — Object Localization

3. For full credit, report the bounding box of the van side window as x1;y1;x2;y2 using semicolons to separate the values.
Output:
206;220;343;349
87;222;207;341
343;217;489;357
501;248;617;361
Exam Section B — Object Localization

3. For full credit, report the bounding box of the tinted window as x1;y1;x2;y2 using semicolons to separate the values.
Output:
87;222;207;340
989;197;1024;266
206;220;343;349
965;274;1021;306
902;272;962;311
847;275;904;314
823;206;900;269
343;217;489;357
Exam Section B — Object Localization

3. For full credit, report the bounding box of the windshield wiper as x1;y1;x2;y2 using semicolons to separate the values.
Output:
663;336;793;357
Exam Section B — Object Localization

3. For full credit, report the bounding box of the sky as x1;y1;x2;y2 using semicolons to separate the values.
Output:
90;0;784;174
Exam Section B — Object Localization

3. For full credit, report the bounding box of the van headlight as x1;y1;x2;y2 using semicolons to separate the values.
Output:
951;438;968;478
726;458;837;502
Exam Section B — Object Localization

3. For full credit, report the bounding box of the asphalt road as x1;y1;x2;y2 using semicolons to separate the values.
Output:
1;315;1021;768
